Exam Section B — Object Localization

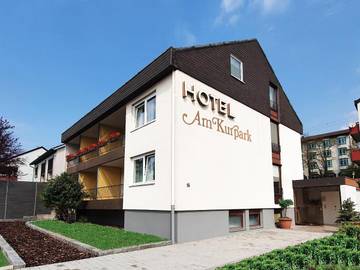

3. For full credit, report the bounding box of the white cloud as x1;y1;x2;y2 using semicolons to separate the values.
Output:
215;0;290;26
175;26;197;46
215;0;245;25
251;0;290;15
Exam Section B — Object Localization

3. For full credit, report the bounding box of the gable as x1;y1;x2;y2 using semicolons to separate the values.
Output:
173;40;303;134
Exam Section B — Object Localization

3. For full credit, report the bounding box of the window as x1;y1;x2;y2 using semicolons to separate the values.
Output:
40;162;46;178
133;152;155;184
270;122;280;153
309;152;317;160
249;210;261;227
323;150;332;158
326;160;333;168
229;210;244;232
134;94;156;128
339;158;349;167
309;162;317;170
230;55;243;82
338;147;347;156
308;143;317;150
34;166;38;178
337;136;347;145
323;139;331;148
47;158;53;178
269;85;278;111
273;165;281;204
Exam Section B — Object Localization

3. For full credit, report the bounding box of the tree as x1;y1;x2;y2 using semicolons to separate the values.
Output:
279;199;293;218
336;198;360;223
0;117;23;177
42;173;87;222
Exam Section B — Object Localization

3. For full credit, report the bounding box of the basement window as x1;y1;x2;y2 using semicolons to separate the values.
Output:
229;210;244;232
133;152;155;184
249;210;261;228
230;55;243;82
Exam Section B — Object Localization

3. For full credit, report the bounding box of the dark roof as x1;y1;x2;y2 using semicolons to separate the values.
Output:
30;144;65;165
302;129;349;142
293;176;359;188
6;146;47;161
355;98;360;110
61;39;303;143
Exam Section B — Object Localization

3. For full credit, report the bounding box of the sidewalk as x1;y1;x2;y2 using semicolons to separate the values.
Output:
25;228;331;270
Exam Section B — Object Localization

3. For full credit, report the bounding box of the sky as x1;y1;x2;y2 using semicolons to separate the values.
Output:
1;0;359;150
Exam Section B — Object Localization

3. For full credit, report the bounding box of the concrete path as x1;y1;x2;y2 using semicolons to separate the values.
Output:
25;228;331;270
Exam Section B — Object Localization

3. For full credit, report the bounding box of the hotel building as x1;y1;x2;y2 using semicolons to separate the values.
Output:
61;39;303;243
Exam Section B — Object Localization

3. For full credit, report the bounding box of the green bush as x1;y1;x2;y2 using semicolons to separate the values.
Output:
218;224;360;270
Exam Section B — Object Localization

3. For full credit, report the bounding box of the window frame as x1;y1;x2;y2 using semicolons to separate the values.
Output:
133;92;156;130
230;55;244;82
326;159;333;168
269;85;278;111
339;158;349;167
47;158;54;178
337;136;347;145
229;210;245;232
249;210;262;228
338;147;347;156
132;152;156;185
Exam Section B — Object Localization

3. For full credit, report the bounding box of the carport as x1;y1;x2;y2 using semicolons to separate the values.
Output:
293;177;359;225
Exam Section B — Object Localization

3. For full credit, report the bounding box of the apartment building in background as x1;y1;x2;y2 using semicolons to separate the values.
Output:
30;144;66;182
61;39;304;243
350;98;360;166
302;129;355;179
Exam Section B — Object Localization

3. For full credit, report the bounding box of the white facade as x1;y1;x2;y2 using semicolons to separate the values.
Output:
16;147;47;182
33;145;66;182
123;70;303;212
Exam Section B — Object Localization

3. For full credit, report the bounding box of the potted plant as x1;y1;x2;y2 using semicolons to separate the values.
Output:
278;199;294;229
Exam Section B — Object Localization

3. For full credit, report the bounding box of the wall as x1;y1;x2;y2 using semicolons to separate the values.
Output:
97;166;122;199
123;74;173;210
279;125;304;202
33;147;67;182
340;185;360;212
79;172;97;190
18;148;47;182
173;70;276;211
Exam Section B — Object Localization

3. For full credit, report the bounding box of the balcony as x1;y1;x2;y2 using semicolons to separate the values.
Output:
85;184;123;200
67;132;124;174
350;123;360;142
351;149;360;165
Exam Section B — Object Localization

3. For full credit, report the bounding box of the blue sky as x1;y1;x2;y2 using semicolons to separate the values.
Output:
1;0;359;150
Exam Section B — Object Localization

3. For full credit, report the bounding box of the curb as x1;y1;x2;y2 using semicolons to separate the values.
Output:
0;235;25;269
26;222;171;256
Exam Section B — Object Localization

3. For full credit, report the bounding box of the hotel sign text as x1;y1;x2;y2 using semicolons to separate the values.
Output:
181;81;252;142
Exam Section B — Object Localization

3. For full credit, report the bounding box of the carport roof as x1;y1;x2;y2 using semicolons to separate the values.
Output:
293;177;359;188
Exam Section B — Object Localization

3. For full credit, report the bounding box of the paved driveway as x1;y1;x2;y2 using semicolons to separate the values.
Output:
25;228;331;270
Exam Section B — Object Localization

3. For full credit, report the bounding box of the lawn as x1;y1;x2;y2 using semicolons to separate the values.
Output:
32;220;165;250
218;224;360;270
0;250;8;267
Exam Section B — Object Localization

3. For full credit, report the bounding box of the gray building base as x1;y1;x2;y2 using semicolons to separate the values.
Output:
125;208;276;243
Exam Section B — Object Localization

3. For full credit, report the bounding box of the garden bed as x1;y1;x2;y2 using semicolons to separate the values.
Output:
218;224;360;270
32;220;166;250
0;221;93;267
0;251;8;267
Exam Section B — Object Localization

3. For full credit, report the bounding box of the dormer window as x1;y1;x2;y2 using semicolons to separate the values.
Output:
230;55;243;82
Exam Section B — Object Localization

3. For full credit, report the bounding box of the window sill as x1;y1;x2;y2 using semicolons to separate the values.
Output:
231;74;245;84
131;120;156;133
129;181;155;188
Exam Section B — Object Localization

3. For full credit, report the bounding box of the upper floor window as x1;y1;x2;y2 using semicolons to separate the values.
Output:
270;122;280;153
134;94;156;128
134;152;155;184
326;160;333;168
269;85;278;111
337;136;347;145
308;142;317;150
338;147;347;156
40;162;46;178
309;162;317;170
34;166;39;178
47;158;53;178
323;149;332;158
323;139;331;148
230;55;243;82
339;158;349;167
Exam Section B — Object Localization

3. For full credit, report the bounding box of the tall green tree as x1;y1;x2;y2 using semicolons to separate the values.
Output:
42;173;87;222
337;198;359;223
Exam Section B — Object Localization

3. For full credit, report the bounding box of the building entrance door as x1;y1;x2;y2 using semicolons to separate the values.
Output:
321;191;340;225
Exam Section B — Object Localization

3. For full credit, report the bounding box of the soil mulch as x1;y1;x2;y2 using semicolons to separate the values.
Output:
0;221;93;267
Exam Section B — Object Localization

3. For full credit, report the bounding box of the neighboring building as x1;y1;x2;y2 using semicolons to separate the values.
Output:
61;39;304;243
30;144;66;182
302;129;356;179
0;147;47;182
350;98;360;166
